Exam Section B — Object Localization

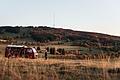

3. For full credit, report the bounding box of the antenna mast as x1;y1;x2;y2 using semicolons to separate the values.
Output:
53;13;55;27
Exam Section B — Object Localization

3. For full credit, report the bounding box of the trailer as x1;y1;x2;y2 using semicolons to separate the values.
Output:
5;45;38;59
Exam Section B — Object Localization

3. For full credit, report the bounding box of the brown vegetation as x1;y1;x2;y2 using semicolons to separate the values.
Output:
0;57;120;80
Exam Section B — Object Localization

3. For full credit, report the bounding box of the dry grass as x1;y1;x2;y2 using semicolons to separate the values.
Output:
0;44;7;56
1;44;120;80
0;57;120;80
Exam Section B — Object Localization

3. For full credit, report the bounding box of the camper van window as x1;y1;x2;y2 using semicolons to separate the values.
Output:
27;49;32;53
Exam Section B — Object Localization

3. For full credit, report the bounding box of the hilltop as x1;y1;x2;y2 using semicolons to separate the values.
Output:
0;26;120;47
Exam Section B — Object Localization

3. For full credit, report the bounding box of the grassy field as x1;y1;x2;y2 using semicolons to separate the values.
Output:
0;44;120;80
0;57;120;80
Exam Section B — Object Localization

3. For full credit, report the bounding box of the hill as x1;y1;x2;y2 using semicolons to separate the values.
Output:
0;26;120;47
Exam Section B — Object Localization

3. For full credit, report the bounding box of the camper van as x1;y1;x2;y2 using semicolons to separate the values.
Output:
5;45;38;59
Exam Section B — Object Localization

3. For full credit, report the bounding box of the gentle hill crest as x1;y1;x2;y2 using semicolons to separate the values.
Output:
0;26;120;46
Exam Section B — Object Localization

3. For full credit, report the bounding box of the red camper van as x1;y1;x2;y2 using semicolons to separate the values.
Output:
5;45;38;59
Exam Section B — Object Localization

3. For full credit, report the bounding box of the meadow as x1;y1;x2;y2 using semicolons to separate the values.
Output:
0;44;120;80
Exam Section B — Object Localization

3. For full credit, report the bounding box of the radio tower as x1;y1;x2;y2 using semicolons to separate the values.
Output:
53;13;55;27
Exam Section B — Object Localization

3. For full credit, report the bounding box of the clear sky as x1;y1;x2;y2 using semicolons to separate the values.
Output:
0;0;120;36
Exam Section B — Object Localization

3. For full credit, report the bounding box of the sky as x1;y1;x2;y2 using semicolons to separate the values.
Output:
0;0;120;36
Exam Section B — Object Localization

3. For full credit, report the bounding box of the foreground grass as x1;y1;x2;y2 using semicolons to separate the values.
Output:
0;57;120;80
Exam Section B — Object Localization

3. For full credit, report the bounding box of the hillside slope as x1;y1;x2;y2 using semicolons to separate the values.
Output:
0;26;120;47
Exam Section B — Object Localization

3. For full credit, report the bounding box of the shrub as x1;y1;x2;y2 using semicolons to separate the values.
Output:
50;47;56;54
57;48;65;55
37;46;40;50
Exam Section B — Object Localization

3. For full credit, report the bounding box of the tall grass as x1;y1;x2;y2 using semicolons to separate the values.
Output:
0;57;120;80
0;36;120;80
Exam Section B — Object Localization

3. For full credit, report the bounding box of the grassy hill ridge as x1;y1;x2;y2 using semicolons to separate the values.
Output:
0;26;120;47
